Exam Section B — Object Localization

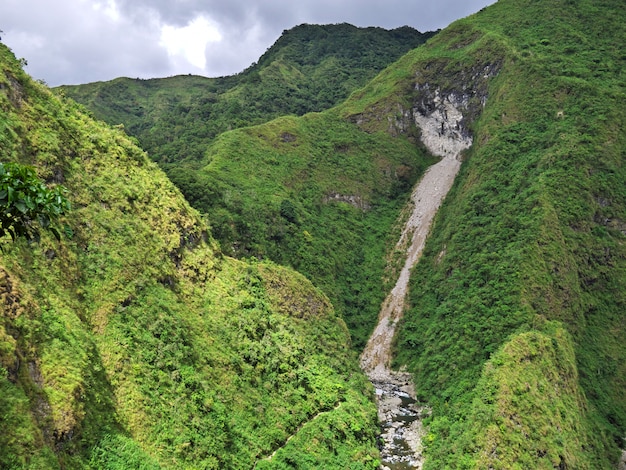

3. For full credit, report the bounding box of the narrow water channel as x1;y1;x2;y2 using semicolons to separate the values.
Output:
360;153;462;469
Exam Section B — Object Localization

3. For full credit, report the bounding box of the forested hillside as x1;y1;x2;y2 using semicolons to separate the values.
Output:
2;0;625;468
380;0;625;467
59;23;435;163
0;43;380;468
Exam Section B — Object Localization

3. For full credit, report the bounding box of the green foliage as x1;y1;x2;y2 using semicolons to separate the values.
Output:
0;367;60;470
390;0;626;467
57;24;437;351
423;326;602;469
0;162;70;241
0;41;379;469
257;391;380;469
58;24;434;164
54;27;437;349
89;434;161;470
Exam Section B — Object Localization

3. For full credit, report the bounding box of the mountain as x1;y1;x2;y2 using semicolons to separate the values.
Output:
3;0;626;467
0;43;380;468
56;24;439;350
67;0;626;467
57;25;439;350
373;0;624;467
58;23;435;163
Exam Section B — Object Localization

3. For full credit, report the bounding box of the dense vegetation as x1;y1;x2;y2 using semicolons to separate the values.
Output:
59;23;435;163
57;26;439;349
59;24;438;349
0;42;379;468
168;112;435;348
2;0;625;467
378;0;625;467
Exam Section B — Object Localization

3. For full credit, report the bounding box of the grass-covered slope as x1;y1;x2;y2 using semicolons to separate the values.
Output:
181;110;436;349
55;25;439;351
57;23;434;164
363;0;626;467
0;43;379;469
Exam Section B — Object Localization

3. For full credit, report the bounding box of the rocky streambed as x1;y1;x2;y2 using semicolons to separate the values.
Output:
371;371;427;469
360;87;472;468
360;153;460;468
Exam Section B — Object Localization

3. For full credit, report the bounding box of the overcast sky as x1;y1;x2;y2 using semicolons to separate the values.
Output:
1;0;496;87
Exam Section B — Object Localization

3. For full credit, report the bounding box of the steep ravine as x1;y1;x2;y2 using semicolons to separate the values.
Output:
360;91;472;469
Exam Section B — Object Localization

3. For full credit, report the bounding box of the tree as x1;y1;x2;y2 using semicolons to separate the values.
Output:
0;162;70;241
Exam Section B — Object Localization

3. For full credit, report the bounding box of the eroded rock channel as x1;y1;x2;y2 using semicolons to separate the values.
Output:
360;89;472;468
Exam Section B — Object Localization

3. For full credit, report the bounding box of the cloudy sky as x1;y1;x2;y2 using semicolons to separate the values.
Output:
1;0;496;87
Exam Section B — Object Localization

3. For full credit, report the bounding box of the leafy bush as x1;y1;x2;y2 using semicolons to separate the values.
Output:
0;162;70;241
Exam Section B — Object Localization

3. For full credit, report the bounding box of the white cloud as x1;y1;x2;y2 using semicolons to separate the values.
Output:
92;0;122;23
160;16;222;70
0;0;497;85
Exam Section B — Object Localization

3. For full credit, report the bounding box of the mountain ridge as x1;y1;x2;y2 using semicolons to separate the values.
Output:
57;23;436;163
1;0;625;467
0;42;380;468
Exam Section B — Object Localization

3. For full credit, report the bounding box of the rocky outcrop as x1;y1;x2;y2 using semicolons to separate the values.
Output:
322;192;371;210
352;56;501;149
401;59;500;153
412;87;472;158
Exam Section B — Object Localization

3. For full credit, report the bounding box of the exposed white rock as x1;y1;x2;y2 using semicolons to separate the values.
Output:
323;192;371;210
413;89;472;158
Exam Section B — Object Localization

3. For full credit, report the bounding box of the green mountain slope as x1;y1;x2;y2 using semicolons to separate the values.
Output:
2;0;625;467
58;23;435;163
362;0;625;467
175;110;436;349
0;43;379;469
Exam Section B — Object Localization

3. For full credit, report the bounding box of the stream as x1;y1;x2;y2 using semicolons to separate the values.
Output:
359;90;471;468
359;153;461;469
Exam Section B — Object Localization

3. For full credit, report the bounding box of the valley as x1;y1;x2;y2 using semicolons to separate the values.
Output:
1;0;625;468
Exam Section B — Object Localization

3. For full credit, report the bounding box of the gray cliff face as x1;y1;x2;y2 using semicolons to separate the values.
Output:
372;58;502;155
322;192;371;210
413;61;501;131
412;87;473;158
